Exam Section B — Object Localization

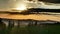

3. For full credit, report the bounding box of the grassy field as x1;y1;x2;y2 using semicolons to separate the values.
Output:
0;24;60;34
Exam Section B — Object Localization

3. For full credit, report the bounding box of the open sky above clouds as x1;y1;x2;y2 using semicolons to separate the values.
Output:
0;0;17;9
0;0;27;10
0;0;11;9
0;0;36;10
0;0;60;10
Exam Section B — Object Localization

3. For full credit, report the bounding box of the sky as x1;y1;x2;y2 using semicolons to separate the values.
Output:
39;0;60;3
0;0;11;9
0;0;60;10
0;13;60;21
0;0;33;10
0;0;27;10
0;0;18;9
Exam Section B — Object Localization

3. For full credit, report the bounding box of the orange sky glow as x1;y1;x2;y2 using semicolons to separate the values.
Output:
0;13;60;22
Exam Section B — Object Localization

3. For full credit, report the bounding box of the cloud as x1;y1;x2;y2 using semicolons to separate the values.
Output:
39;0;60;3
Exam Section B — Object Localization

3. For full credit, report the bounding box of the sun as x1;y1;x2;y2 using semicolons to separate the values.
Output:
16;4;27;10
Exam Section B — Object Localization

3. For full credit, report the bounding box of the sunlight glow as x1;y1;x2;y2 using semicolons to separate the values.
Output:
16;4;27;10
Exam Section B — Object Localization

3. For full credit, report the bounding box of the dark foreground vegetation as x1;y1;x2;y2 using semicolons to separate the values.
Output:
0;18;60;34
0;23;60;34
